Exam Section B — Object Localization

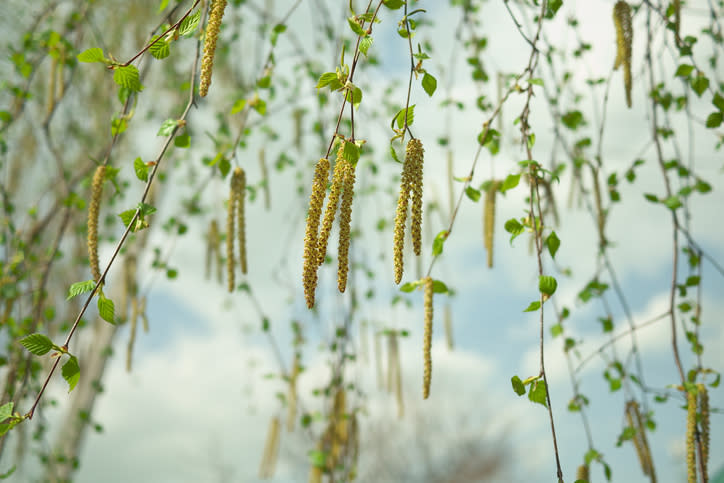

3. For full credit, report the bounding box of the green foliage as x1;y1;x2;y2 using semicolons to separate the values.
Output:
19;333;55;356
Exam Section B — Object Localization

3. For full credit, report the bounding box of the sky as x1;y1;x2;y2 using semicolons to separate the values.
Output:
3;0;724;482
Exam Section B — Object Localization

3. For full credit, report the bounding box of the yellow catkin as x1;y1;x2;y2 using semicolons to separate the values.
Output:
126;298;138;373
88;165;106;283
139;296;149;332
626;400;654;477
337;158;356;293
387;333;404;418
317;146;346;268
259;416;280;479
408;139;425;256
302;158;330;308
423;276;433;399
287;355;299;432
236;167;247;275
375;331;383;390
334;388;348;445
226;170;239;293
484;180;498;268
393;142;417;284
444;303;454;350
206;220;220;281
687;391;697;483
199;0;227;97
698;384;709;479
348;413;359;480
259;149;270;211
576;464;589;482
613;1;633;108
46;56;56;119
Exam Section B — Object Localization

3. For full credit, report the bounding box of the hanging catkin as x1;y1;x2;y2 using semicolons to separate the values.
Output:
226;172;237;293
259;148;270;210
423;276;433;399
393;138;424;284
199;0;227;97
409;139;425;256
259;416;280;479
576;464;589;482
317;146;346;268
613;1;633;108
287;355;299;432
698;384;710;480
302;158;330;308
626;400;654;478
337;157;356;293
236;168;247;275
484;180;499;268
88;165;106;283
686;391;697;483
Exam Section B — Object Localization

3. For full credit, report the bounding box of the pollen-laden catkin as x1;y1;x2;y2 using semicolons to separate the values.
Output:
207;220;220;281
259;149;270;211
686;391;697;483
337;158;356;293
423;276;433;399
88;165;106;283
236;167;247;275
259;416;280;479
613;1;633;108
317;146;346;268
287;355;300;432
484;180;499;269
576;464;589;482
626;400;653;477
199;0;228;97
302;158;330;309
698;384;710;476
408;139;425;257
393;142;417;284
226;171;238;293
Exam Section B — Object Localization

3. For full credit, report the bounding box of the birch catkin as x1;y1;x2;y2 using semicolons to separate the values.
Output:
259;416;280;479
576;465;589;482
613;1;633;108
337;158;356;293
409;139;425;256
226;172;237;293
393;139;424;284
423;276;433;399
236;167;247;275
484;181;498;268
88;165;106;283
687;391;697;483
199;0;227;97
698;384;710;479
302;158;330;308
317;147;346;268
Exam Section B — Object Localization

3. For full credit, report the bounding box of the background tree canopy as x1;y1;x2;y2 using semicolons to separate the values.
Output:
0;0;723;482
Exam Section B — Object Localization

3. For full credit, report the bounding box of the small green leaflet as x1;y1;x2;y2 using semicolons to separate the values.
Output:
119;203;157;232
528;379;548;407
674;64;694;77
62;356;80;393
393;105;415;129
270;24;287;47
178;10;201;37
432;230;449;256
690;73;709;97
230;99;246;114
524;301;541;312
0;403;13;423
157;0;169;12
539;275;558;296
499;173;520;193
174;133;191;148
316;72;343;91
432;280;448;294
149;37;170;60
77;47;106;64
113;65;143;92
157;118;178;136
342;141;360;165
399;280;422;292
19;333;55;356
134;157;148;182
504;218;524;243
67;280;96;300
359;37;373;57
97;293;115;324
383;0;404;9
422;73;437;97
345;85;363;108
546;231;560;258
511;375;526;396
347;17;365;36
465;186;481;202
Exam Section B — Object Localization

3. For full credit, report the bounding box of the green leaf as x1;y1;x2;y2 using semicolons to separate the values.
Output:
345;85;363;108
504;218;524;243
383;0;404;9
133;157;148;182
270;23;287;47
511;376;526;396
432;280;448;294
77;47;106;63
643;193;659;203
561;110;586;130
118;209;136;228
342;141;360;165
316;72;338;89
663;195;682;210
432;230;448;256
399;281;419;292
67;280;96;300
113;65;143;92
674;64;694;77
0;403;13;423
158;0;169;12
528;379;547;407
97;294;115;324
394;105;416;129
546;231;560;258
422;73;437;97
500;173;521;193
539;275;558;296
157;118;177;136
149;38;170;59
705;111;722;128
178;10;201;36
174;133;191;148
359;36;373;57
62;356;80;393
690;73;709;97
524;301;541;312
550;324;563;337
19;333;54;356
347;17;366;36
713;92;724;112
308;449;326;468
230;99;246;114
465;186;481;202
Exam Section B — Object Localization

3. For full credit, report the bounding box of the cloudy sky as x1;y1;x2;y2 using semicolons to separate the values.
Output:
5;0;723;482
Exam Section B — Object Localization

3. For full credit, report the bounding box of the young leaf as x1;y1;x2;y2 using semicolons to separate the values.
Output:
394;105;415;129
77;47;106;63
500;173;521;193
528;379;548;407
465;186;481;202
422;73;437;97
511;376;526;396
504;218;524;243
178;10;201;36
316;72;338;90
19;333;54;356
359;36;373;57
399;280;421;292
112;65;143;92
157;118;177;136
133;157;148;182
546;231;560;258
431;280;448;294
67;280;96;300
97;294;115;324
432;230;449;256
347;17;366;36
342;141;360;165
539;275;558;296
523;301;541;312
149;38;170;60
62;356;80;393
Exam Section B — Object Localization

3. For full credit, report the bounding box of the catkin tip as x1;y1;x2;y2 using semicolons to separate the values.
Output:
423;276;433;399
303;158;330;308
408;139;425;257
613;1;633;108
199;0;228;97
337;158;356;293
